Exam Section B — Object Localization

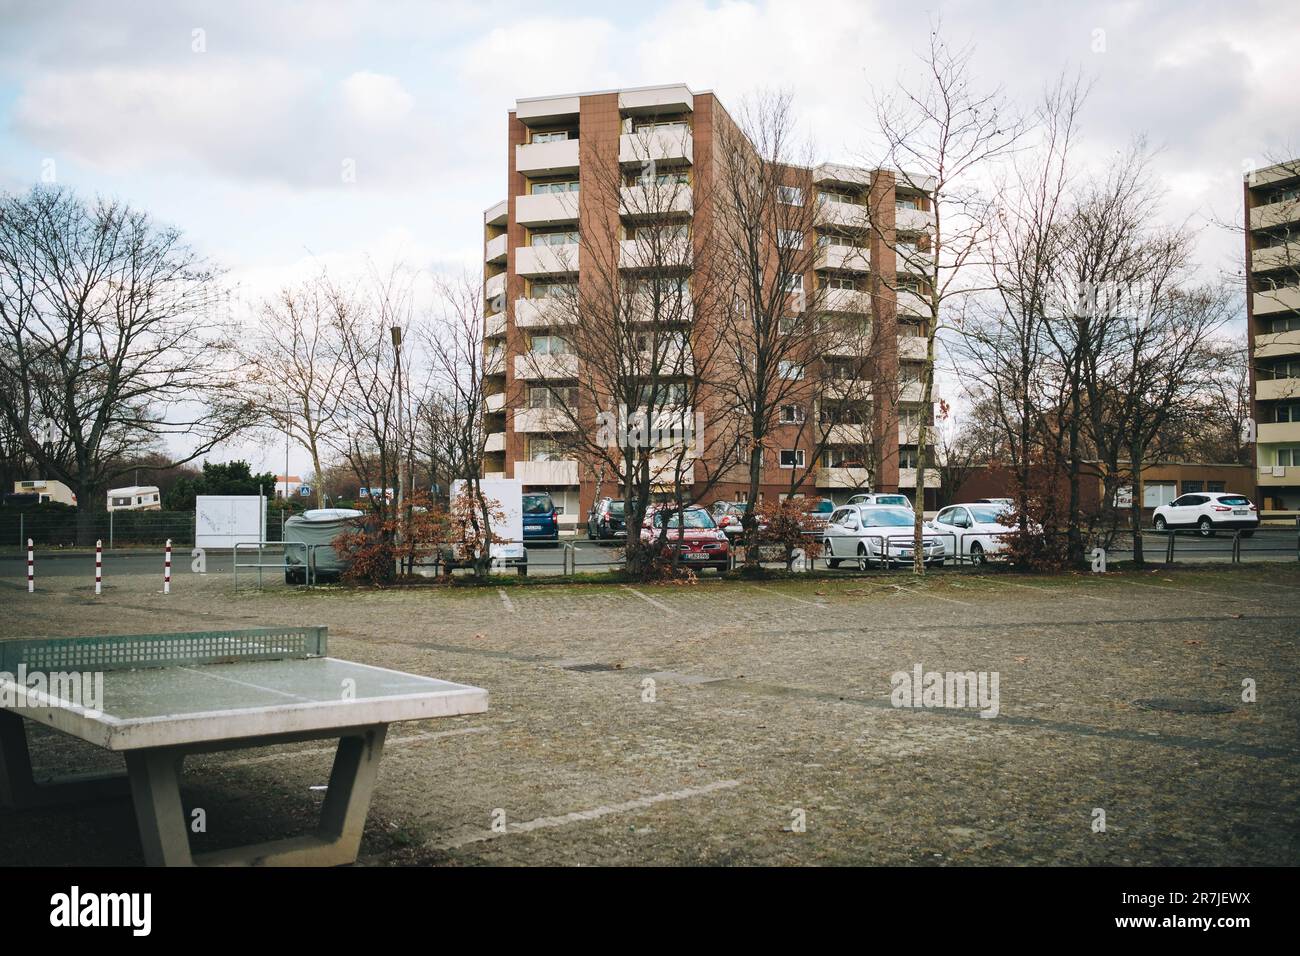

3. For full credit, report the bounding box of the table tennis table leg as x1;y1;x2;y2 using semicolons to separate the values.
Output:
124;748;193;866
125;725;389;867
0;711;130;810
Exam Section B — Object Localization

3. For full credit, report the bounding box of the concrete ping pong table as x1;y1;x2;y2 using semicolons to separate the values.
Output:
0;626;488;866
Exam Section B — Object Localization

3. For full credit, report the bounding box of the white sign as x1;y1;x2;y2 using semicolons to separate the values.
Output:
195;495;266;550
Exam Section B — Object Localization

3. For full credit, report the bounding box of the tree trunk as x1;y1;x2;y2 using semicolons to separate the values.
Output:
1130;448;1145;567
913;322;938;575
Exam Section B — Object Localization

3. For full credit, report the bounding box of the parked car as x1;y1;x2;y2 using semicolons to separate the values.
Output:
710;501;766;539
929;502;1017;564
587;497;627;540
800;497;836;533
1152;492;1259;537
283;508;365;583
821;504;946;569
847;492;914;510
522;492;560;545
641;506;730;572
974;497;1014;508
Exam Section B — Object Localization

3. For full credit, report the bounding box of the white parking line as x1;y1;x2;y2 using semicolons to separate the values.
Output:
998;580;1124;603
621;585;678;614
429;779;742;851
497;589;515;612
745;584;826;607
889;584;974;607
1118;580;1247;602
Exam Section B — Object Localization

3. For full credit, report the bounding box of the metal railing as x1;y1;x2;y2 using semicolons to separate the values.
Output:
232;540;309;590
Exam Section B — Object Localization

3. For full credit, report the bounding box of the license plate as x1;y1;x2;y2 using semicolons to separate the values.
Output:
683;552;708;560
525;525;541;531
1233;510;1247;515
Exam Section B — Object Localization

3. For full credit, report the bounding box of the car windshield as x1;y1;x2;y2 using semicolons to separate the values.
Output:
607;501;625;516
523;494;554;514
860;507;915;527
653;509;715;529
969;506;1006;523
1218;496;1249;506
808;500;834;513
876;495;910;507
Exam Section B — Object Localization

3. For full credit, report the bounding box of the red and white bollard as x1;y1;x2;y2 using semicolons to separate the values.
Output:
95;539;102;595
27;538;33;592
164;539;172;594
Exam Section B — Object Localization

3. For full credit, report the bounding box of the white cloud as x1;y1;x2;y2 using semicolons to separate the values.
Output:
341;71;415;126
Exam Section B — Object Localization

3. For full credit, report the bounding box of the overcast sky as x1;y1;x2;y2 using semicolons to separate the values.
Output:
1;0;1295;477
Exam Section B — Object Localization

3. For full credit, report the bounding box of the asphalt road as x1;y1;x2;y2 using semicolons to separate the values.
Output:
1;529;1294;583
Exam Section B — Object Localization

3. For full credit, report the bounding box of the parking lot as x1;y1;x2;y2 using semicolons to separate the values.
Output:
2;558;1297;867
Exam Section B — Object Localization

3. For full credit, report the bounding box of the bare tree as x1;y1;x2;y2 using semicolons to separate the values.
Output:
0;185;252;543
243;274;347;509
863;27;1028;573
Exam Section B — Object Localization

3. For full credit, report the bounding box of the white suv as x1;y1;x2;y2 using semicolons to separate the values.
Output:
1152;492;1259;537
846;492;914;510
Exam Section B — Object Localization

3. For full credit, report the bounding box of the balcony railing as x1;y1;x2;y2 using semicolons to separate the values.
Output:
895;206;935;234
815;466;872;489
820;287;872;313
1254;330;1300;359
484;313;506;338
898;336;928;360
484;432;506;453
514;352;579;380
513;407;575;433
516;243;579;276
485;233;507;264
516;191;579;226
515;459;579;485
815;244;870;272
1256;377;1300;401
619;237;692;269
485;272;506;302
1258;421;1300;444
619;127;693;166
619;183;693;218
897;467;941;489
1249;197;1300;232
1253;285;1300;316
516;138;580;176
515;297;571;328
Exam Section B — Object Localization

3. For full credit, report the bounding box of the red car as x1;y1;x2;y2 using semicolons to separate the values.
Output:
641;506;730;572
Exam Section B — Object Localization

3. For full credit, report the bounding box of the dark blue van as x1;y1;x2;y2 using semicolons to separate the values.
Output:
522;492;560;545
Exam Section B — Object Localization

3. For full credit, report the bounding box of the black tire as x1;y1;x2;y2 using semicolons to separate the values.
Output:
285;568;304;585
857;544;870;571
1241;530;1255;538
517;565;527;576
1197;517;1215;538
1153;515;1167;532
969;542;985;566
824;540;840;568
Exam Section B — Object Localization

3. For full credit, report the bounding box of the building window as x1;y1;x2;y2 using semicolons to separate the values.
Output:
779;449;805;469
778;361;804;380
898;448;918;469
779;404;805;424
528;387;576;409
778;185;804;206
820;275;858;291
528;438;565;461
531;130;572;144
529;334;570;354
530;280;576;299
1207;481;1225;493
896;196;921;210
780;273;803;294
1277;448;1300;467
530;230;579;247
779;229;804;248
1276;404;1300;423
1182;480;1204;494
531;180;579;194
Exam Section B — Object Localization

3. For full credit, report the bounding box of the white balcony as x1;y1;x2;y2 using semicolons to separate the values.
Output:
1250;198;1300;232
484;313;506;338
1253;285;1300;315
896;290;930;317
514;407;575;433
485;272;506;302
516;243;579;276
618;84;693;113
486;392;505;413
898;336;928;360
820;287;872;313
619;127;693;166
514;352;579;380
897;467;941;489
482;471;505;481
516;138;580;176
1254;330;1300;359
484;199;507;227
485;233;507;264
820;423;872;446
899;381;924;402
1259;421;1300;444
815;244;870;272
823;379;873;401
812;163;872;188
515;297;571;328
1257;377;1300;401
822;334;876;359
484;432;506;453
896;247;934;274
620;184;693;218
816;199;869;230
896;206;935;234
899;422;926;444
619;237;692;269
816;466;872;489
516;191;579;226
484;348;505;376
515;459;579;485
1252;243;1297;272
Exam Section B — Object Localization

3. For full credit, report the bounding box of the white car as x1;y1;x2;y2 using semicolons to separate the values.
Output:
821;505;945;569
1152;492;1259;537
929;502;1016;564
846;492;914;510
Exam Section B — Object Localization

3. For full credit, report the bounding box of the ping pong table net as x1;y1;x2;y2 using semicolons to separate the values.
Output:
0;626;328;672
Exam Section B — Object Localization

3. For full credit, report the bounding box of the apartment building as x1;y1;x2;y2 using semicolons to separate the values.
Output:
481;83;938;530
1246;158;1300;516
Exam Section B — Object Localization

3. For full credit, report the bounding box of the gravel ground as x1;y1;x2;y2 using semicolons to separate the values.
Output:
1;562;1297;866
